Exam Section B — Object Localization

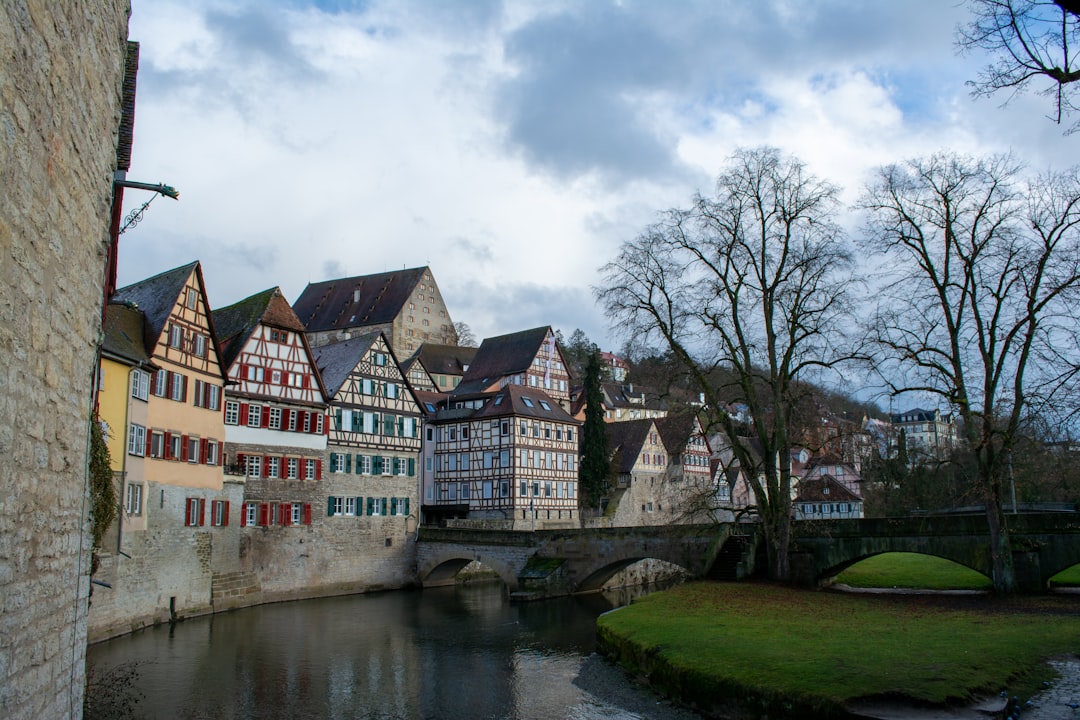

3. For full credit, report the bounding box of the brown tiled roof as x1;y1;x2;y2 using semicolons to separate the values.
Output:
112;261;199;355
101;302;153;367
457;327;552;391
605;419;655;474
410;343;477;376
292;267;427;333
655;414;699;455
795;474;861;502
469;385;579;424
212;287;306;371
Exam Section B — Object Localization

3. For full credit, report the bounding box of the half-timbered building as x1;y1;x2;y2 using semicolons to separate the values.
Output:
95;261;236;635
454;327;573;410
428;384;580;530
212;287;330;530
404;343;477;392
312;332;422;530
294;266;457;356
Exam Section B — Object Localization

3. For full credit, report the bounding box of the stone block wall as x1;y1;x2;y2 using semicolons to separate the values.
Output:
0;3;130;717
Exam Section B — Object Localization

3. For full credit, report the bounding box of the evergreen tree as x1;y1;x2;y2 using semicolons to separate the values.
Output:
579;350;610;510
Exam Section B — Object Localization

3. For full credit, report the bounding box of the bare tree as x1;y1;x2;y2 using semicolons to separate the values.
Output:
597;147;857;581
453;321;477;348
959;0;1080;129
860;151;1080;593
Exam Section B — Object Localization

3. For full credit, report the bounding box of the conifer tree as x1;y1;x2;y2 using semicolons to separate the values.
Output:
579;350;610;510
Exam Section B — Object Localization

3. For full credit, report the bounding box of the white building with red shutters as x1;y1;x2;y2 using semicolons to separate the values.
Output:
213;287;330;530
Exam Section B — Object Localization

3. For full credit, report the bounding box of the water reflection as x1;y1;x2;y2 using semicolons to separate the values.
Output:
86;583;700;720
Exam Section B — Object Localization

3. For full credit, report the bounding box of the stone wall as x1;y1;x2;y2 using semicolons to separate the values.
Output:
0;2;131;717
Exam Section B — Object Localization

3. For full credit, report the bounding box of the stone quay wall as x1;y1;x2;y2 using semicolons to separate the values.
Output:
0;2;131;718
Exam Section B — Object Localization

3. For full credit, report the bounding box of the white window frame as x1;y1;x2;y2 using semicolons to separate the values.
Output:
268;407;282;430
245;502;257;526
187;436;199;463
247;405;262;428
224;400;239;425
125;482;143;515
127;424;146;457
170;373;184;401
246;455;261;479
287;458;299;479
344;497;357;516
305;459;316;480
206;441;218;466
130;369;150;401
267;456;280;479
291;504;302;525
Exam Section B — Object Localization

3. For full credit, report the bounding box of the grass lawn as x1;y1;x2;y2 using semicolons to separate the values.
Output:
597;582;1080;714
835;552;993;590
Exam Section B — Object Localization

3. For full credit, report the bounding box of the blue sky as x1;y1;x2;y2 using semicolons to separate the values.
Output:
118;0;1080;353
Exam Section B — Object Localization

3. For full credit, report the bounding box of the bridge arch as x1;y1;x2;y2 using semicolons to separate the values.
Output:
417;553;521;592
799;537;994;585
816;550;992;586
574;557;693;593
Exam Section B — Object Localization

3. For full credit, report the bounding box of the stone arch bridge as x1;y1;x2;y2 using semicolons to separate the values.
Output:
789;513;1080;592
417;513;1080;597
416;524;755;599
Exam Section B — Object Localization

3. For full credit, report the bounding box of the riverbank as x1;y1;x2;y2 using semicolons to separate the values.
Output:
596;582;1080;719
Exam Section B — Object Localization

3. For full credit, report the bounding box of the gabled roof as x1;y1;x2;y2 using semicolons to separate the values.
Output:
111;261;200;354
795;474;862;503
456;327;553;392
212;287;306;371
605;418;657;474
292;267;428;333
468;385;579;424
655;414;702;455
310;332;381;399
409;343;477;376
101;302;153;367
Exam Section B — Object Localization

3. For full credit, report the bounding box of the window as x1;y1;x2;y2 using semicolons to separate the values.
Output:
169;433;182;461
243;502;257;527
288;410;297;431
185;497;205;526
193;333;207;358
386;383;398;399
539;400;551;411
357;454;371;475
305;459;316;480
187;436;198;463
286;458;299;479
124;482;143;515
522;397;534;408
211;500;229;527
332;453;345;474
185;287;198;309
246;455;261;479
207;384;220;411
290;503;302;526
153;368;168;396
246;365;264;383
127;424;146;457
169;324;183;349
206;441;218;466
248;405;262;428
150;431;164;459
170;372;185;402
344;496;358;516
268;407;282;430
368;497;386;516
130;369;150;401
500;449;509;467
267;456;279;478
567;429;574;442
225;400;239;425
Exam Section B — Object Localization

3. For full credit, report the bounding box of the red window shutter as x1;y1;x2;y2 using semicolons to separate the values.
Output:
236;453;246;471
164;432;173;460
184;498;194;526
282;503;292;526
262;456;270;478
193;379;202;407
181;375;189;403
240;503;248;527
261;407;270;429
223;501;230;526
181;435;190;461
198;498;206;526
316;459;323;480
303;374;310;389
281;372;289;386
239;403;249;426
145;431;153;457
258;503;269;527
297;411;307;431
199;438;209;464
303;503;312;525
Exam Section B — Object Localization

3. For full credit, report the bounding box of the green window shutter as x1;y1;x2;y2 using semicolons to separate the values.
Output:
390;497;398;515
374;456;383;474
407;458;415;476
392;457;401;475
384;497;389;516
327;496;335;516
345;453;352;473
404;498;410;515
366;497;374;515
329;451;338;470
355;454;363;474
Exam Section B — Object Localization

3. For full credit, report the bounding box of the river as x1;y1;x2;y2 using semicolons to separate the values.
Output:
85;583;705;720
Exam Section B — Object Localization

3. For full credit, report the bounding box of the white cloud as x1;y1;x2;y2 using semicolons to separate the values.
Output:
120;0;1080;352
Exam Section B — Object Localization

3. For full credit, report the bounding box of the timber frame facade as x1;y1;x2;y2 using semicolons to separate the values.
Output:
214;287;330;528
426;385;580;530
313;332;422;524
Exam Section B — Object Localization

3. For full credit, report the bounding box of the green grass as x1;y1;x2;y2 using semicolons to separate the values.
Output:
835;552;993;590
1051;564;1080;586
597;582;1080;713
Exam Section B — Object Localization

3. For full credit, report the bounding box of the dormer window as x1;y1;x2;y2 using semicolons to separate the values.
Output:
521;397;534;408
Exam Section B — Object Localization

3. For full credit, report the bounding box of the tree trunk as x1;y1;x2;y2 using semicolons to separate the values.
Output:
985;489;1016;594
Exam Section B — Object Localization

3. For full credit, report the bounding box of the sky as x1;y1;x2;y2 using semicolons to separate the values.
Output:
119;0;1080;355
